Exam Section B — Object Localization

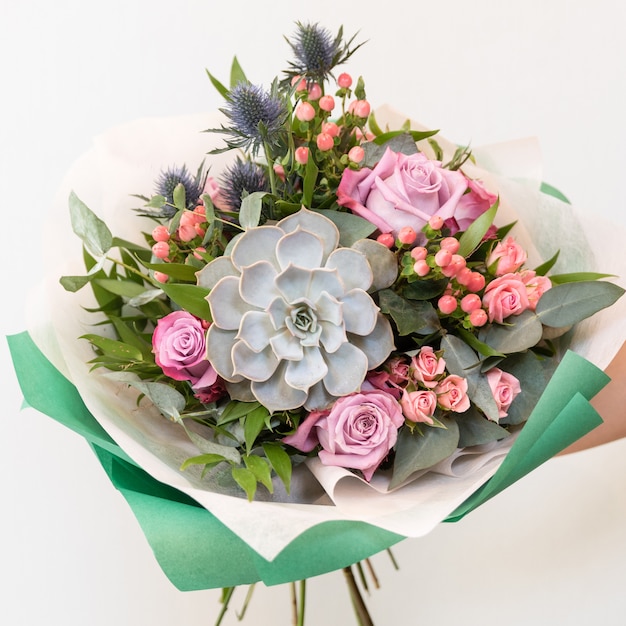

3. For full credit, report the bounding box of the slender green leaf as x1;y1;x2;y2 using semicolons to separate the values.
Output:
142;262;199;282
262;442;292;493
180;453;229;471
244;455;273;493
457;199;498;258
205;68;229;98
243;406;270;453
81;334;143;362
230;56;248;88
540;181;570;204
302;154;318;208
94;278;147;298
549;272;616;285
232;467;257;501
534;250;560;276
160;282;211;320
217;401;262;426
372;129;438;146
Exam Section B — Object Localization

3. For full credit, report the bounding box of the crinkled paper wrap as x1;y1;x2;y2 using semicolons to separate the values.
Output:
13;107;626;588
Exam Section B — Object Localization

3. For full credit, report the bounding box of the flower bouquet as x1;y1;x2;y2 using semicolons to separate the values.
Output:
9;22;626;625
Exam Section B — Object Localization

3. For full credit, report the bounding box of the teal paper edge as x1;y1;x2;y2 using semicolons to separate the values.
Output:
8;331;608;589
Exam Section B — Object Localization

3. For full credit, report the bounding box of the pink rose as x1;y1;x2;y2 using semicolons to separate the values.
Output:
283;390;404;481
435;375;470;413
486;236;528;276
449;178;497;232
400;389;437;424
485;368;521;418
194;377;227;404
386;356;410;385
411;346;446;388
519;269;552;310
482;273;530;323
336;148;468;240
152;311;218;390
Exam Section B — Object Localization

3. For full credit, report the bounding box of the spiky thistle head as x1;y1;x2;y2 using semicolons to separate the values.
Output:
155;165;203;216
219;81;288;155
284;22;364;86
219;157;269;211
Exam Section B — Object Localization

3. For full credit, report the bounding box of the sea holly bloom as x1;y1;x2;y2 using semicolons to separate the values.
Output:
284;22;361;85
152;165;203;217
337;148;468;241
219;157;269;211
435;375;470;413
219;82;288;154
152;311;218;391
283;390;404;481
486;368;521;419
198;208;396;412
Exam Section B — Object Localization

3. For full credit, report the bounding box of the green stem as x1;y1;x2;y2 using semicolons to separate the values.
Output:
214;587;235;626
105;256;160;288
296;579;306;626
263;140;278;197
236;584;256;620
343;566;375;626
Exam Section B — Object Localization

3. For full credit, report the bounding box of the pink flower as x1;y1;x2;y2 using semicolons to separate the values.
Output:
485;368;521;418
152;311;218;390
204;176;228;211
400;390;437;424
519;269;552;310
336;148;468;241
411;346;446;388
435;375;470;413
177;210;205;242
283;390;404;481
482;273;530;323
194;377;227;404
449;178;497;232
487;236;528;276
386;356;411;385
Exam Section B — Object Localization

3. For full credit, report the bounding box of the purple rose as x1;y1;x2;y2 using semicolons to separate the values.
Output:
152;311;218;390
337;147;468;241
283;390;404;481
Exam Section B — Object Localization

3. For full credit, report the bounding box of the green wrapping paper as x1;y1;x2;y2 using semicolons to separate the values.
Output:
7;331;608;590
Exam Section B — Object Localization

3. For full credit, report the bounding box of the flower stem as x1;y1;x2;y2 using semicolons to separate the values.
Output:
214;586;235;626
290;580;307;626
343;566;375;626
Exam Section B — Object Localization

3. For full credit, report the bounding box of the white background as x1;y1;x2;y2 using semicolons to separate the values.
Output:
2;1;626;624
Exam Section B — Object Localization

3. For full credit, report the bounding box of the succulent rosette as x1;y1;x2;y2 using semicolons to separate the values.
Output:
199;208;396;412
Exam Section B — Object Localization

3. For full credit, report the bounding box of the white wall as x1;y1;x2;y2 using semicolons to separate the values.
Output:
2;1;626;624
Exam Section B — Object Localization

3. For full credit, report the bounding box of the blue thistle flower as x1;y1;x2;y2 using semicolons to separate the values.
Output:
220;158;269;211
219;82;288;155
284;22;364;85
155;165;203;216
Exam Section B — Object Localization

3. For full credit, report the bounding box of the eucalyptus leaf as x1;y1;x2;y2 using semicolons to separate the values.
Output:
145;194;167;208
173;183;187;211
480;310;544;354
441;334;500;421
549;272;616;285
239;191;267;230
127;288;165;307
457;406;510;447
59;274;92;292
180;425;241;465
536;281;625;327
389;419;460;489
378;289;441;336
315;210;377;246
126;380;186;420
69;191;113;257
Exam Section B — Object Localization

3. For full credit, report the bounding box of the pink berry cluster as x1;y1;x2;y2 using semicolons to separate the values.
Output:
150;204;211;283
290;72;370;168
